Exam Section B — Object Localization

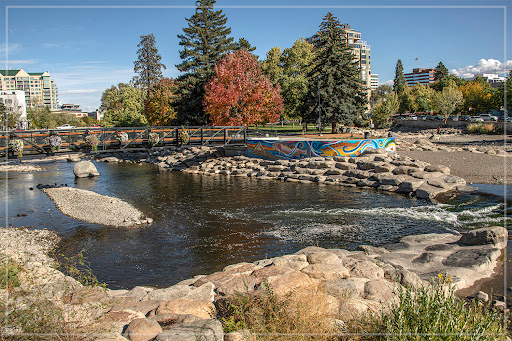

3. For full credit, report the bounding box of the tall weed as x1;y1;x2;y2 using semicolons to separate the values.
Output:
220;282;341;340
367;274;508;340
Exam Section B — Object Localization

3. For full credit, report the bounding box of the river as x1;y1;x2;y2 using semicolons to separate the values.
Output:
2;160;510;289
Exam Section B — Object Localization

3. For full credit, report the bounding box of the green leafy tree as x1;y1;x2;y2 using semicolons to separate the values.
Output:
280;39;315;123
398;85;414;114
175;0;236;125
370;84;393;108
27;106;52;129
434;80;464;123
460;79;497;114
261;46;283;85
100;83;147;127
81;116;98;127
393;59;407;94
0;101;22;129
372;92;399;128
434;61;449;81
300;12;366;133
133;33;166;122
410;83;436;112
146;77;178;126
431;74;467;92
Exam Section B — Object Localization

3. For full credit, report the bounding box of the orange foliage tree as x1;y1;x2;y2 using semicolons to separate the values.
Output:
203;50;283;126
146;77;178;126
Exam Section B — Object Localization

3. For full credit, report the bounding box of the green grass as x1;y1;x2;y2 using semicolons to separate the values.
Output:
360;274;508;340
0;258;22;290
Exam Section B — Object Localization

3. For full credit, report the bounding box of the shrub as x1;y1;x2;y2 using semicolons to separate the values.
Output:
366;274;508;340
52;249;105;289
467;123;496;134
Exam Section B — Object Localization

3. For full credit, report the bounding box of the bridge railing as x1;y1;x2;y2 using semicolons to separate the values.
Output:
0;126;247;156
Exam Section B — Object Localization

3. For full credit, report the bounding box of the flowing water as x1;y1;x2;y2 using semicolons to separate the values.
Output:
2;160;510;289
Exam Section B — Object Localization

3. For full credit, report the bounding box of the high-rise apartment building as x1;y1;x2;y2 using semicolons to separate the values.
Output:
404;68;436;87
370;74;379;90
306;24;372;95
0;69;58;109
342;24;372;93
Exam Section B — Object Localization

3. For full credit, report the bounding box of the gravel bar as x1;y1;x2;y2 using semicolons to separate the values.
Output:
41;187;152;227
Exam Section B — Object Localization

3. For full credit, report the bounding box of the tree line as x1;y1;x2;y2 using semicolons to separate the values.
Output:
372;60;511;128
100;0;367;131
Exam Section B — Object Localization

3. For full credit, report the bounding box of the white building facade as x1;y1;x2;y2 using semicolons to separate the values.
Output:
0;90;28;130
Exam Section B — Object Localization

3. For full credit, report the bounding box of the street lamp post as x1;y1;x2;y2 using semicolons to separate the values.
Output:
318;78;322;136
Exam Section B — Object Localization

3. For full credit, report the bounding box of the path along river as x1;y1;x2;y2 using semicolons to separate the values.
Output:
2;160;510;290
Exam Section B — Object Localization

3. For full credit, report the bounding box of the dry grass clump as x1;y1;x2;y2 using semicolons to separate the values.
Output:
219;282;343;340
467;123;496;134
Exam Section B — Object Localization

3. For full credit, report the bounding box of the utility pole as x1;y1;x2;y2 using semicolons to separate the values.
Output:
318;77;322;136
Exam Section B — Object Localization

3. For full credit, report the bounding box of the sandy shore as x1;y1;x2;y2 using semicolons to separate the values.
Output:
398;150;511;185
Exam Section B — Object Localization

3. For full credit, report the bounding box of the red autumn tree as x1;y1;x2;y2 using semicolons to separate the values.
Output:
203;50;283;126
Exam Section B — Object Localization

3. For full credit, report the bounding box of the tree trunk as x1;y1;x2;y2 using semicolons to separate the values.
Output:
331;122;337;134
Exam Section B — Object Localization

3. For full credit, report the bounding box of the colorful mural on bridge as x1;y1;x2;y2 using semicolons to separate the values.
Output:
247;137;396;160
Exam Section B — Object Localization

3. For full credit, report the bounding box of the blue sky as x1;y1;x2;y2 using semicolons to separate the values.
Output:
1;0;510;111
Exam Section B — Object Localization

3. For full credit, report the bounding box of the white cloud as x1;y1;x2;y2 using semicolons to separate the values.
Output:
81;61;108;64
450;59;512;78
0;43;21;57
381;79;393;86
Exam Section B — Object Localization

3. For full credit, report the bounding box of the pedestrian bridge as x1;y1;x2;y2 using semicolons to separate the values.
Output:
1;126;247;156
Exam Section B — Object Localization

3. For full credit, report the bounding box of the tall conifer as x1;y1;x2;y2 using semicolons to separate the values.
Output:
434;61;449;81
133;33;166;122
300;12;365;132
176;0;235;125
393;59;406;94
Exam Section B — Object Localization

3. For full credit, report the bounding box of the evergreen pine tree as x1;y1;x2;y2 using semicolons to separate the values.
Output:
434;61;449;81
175;0;235;125
300;12;366;132
393;59;407;94
133;33;166;121
235;38;256;52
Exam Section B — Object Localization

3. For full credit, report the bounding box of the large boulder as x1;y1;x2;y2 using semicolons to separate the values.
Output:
123;318;162;341
155;319;223;341
155;299;215;319
458;226;508;249
73;161;99;178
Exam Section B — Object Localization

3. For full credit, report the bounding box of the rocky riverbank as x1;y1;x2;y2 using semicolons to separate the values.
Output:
88;145;474;203
0;225;507;340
